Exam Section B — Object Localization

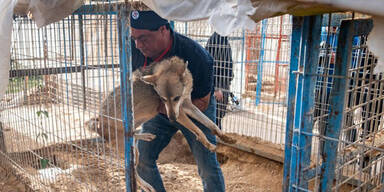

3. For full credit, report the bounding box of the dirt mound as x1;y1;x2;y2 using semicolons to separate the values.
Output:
218;145;283;192
158;131;284;192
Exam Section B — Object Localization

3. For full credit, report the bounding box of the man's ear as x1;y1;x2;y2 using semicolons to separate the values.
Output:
141;74;158;85
159;25;167;34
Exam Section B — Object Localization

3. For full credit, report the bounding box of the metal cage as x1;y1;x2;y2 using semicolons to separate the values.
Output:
283;14;384;192
0;3;135;191
6;2;384;192
1;2;294;190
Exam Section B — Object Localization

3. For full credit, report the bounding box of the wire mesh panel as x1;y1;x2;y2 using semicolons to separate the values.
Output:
335;20;384;191
0;2;135;191
174;15;292;148
285;15;384;191
311;14;350;173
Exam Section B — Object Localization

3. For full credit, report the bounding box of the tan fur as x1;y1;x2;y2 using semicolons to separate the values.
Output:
91;56;235;192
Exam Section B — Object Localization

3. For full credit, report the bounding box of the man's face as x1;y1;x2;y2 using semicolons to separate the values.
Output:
131;26;167;58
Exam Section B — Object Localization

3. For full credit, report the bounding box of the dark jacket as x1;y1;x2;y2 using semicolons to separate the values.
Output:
132;29;214;99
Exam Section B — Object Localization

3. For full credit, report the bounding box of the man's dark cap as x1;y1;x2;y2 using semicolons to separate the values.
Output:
130;10;169;30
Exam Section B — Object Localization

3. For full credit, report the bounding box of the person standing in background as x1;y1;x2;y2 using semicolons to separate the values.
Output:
205;32;234;129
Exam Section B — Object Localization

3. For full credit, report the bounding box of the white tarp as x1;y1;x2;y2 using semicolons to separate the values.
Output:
208;0;256;36
142;0;257;36
16;0;83;28
0;0;17;100
367;16;384;74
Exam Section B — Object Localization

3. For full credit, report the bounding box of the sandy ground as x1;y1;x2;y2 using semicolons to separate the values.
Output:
158;132;284;192
0;132;359;192
0;132;284;192
0;166;29;192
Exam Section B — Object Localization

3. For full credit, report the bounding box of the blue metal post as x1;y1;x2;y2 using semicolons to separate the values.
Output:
118;7;135;192
282;16;303;192
78;15;87;110
255;19;267;105
288;15;322;191
184;22;188;36
288;16;307;192
319;19;373;192
240;30;245;104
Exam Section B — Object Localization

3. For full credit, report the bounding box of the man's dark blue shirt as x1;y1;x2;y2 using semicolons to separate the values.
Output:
131;29;214;100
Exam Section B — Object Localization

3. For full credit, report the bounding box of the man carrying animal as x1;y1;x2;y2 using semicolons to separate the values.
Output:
130;10;225;192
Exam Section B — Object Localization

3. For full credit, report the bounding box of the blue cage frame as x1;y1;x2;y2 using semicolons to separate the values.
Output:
283;15;375;192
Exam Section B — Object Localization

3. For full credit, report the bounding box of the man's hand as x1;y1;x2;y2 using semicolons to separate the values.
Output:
214;90;223;102
192;92;211;112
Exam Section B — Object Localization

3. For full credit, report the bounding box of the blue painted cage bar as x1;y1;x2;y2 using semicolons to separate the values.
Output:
283;15;304;192
255;19;268;105
288;15;322;192
117;5;135;192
